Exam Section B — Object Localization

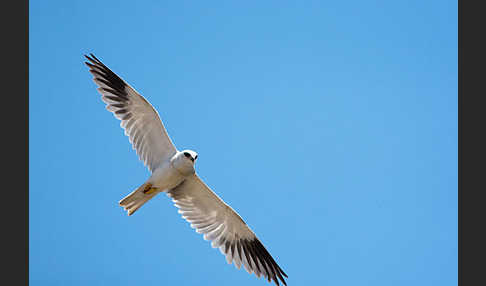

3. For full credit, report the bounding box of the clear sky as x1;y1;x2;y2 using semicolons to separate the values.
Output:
29;1;457;285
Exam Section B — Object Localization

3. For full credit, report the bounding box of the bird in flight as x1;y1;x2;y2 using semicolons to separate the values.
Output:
84;54;288;286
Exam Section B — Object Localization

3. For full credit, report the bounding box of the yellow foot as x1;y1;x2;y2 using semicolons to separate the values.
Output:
143;183;157;195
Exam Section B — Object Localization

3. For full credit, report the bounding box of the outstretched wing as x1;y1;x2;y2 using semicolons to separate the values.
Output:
85;54;177;172
167;174;288;286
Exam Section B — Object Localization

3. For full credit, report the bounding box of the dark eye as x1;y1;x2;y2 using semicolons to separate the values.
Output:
194;155;198;160
183;152;191;159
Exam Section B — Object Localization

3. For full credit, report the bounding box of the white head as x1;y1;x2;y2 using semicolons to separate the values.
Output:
170;149;198;175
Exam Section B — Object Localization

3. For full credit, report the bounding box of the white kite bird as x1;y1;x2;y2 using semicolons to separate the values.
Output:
84;54;288;286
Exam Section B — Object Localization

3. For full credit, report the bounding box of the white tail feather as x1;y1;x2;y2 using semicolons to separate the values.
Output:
119;182;159;216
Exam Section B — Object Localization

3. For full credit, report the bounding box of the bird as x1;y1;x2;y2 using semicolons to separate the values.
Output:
84;54;288;286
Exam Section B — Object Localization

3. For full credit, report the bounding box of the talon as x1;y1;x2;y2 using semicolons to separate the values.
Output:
143;183;157;195
142;183;152;193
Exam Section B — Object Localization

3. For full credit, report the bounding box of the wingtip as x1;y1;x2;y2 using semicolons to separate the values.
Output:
84;53;102;65
90;53;102;63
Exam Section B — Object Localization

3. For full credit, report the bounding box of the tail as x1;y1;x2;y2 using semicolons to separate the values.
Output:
119;182;159;216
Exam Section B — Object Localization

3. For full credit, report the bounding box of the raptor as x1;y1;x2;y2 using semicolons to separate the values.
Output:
85;54;288;286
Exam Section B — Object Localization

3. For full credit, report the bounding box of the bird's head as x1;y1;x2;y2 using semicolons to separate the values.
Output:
171;150;198;175
181;150;198;163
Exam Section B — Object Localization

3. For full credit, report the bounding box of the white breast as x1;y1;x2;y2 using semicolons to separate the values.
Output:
148;161;186;190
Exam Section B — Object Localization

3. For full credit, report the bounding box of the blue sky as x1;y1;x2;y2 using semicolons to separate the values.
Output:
29;1;457;285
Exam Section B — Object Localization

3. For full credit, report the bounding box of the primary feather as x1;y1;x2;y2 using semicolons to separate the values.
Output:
168;174;288;286
85;54;176;172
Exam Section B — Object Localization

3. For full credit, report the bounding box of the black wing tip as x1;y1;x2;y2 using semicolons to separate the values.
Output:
244;238;288;286
84;53;98;61
84;53;105;69
84;53;95;64
83;53;128;93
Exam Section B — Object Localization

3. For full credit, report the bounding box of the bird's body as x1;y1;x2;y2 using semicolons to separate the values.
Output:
85;54;288;286
150;159;184;190
120;150;197;215
149;150;197;191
